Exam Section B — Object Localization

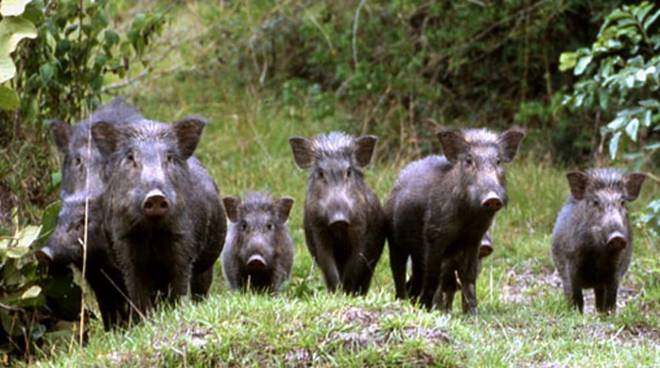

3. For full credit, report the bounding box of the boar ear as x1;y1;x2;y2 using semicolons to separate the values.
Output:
49;119;71;153
91;121;120;157
289;137;315;169
436;130;467;163
276;197;295;222
566;171;589;200
623;172;646;201
498;128;525;163
222;196;241;223
354;135;378;167
173;116;207;159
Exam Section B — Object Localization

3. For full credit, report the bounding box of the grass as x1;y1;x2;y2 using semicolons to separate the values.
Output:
32;3;659;367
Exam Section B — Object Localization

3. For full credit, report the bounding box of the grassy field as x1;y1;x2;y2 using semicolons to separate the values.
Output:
30;67;659;367
31;3;659;367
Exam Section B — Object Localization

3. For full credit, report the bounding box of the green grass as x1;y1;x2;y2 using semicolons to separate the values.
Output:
34;3;659;367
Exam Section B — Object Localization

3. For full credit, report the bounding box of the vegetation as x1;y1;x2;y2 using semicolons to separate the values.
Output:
0;0;657;366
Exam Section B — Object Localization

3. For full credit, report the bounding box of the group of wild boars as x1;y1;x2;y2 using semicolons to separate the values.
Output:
552;168;646;313
387;128;525;313
289;132;386;295
91;117;226;317
42;98;226;328
221;192;295;292
41;97;648;325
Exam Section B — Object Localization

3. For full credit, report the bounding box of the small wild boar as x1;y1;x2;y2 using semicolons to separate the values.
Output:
221;192;295;292
289;132;386;295
552;168;646;313
386;128;524;313
91;117;226;317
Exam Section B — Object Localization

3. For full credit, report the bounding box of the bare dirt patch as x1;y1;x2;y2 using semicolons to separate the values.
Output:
500;261;643;314
327;306;450;351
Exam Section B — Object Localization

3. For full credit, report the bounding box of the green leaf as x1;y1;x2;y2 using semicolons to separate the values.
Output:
643;110;652;127
0;16;38;56
0;0;32;17
609;131;622;160
643;9;660;31
39;63;54;84
21;285;41;299
574;55;592;75
16;225;41;249
0;84;19;110
559;52;577;72
625;118;639;141
0;56;16;83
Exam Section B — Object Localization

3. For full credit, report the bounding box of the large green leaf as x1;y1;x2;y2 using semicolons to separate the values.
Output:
0;0;32;17
0;16;37;56
0;56;15;83
0;84;19;110
0;15;37;84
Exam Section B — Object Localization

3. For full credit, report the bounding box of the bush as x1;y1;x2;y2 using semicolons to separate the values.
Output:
202;0;623;157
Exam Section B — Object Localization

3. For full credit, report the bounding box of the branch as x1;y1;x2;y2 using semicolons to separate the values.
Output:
352;0;368;68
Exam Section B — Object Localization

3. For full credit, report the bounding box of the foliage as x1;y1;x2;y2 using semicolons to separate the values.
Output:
0;0;36;111
200;0;623;157
560;1;659;167
0;0;167;364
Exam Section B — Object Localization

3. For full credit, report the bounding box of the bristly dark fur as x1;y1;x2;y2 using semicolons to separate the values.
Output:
290;131;386;295
386;127;524;313
552;167;645;314
94;117;226;320
310;132;355;161
221;192;294;292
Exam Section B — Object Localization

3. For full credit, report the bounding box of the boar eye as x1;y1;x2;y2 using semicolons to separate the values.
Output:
620;200;626;207
126;153;135;162
74;157;83;166
465;157;473;166
239;221;248;231
496;159;501;165
167;154;174;163
346;168;351;178
318;170;325;179
266;223;274;231
592;200;599;207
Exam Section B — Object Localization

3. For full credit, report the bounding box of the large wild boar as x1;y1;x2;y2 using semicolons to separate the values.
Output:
38;97;142;329
552;168;646;313
289;132;385;295
91;117;226;318
386;128;524;313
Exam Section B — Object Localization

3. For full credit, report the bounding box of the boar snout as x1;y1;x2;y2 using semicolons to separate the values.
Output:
143;189;170;219
247;254;267;271
328;211;351;229
35;245;55;265
607;231;627;252
481;191;503;211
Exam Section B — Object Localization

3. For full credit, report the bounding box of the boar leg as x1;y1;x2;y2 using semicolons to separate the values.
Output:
314;240;341;292
408;252;425;301
389;241;409;299
190;266;213;300
595;285;606;312
459;263;478;315
603;281;619;313
170;261;192;300
570;285;584;313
